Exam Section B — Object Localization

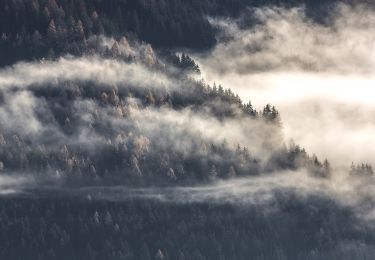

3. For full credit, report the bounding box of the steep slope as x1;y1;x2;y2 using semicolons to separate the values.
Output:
0;38;330;187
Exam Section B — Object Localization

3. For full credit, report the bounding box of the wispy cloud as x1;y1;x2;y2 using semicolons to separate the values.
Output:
202;4;375;74
0;56;172;91
194;3;375;167
38;168;375;222
0;175;34;195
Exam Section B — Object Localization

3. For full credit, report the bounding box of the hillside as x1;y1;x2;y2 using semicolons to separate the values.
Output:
0;1;374;259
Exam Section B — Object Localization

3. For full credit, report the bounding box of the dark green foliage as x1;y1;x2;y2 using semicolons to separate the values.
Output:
0;0;348;66
267;141;331;177
0;0;216;65
162;51;201;74
0;193;372;260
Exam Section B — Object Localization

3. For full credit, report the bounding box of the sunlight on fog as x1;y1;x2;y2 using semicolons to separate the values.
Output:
199;71;375;167
196;4;375;167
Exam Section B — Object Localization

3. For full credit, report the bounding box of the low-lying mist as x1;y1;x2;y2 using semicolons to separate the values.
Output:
0;57;279;157
4;168;375;224
195;3;375;168
0;56;172;91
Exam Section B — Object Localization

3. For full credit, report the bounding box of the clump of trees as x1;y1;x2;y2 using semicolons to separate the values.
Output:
267;141;331;178
350;163;373;176
162;51;201;74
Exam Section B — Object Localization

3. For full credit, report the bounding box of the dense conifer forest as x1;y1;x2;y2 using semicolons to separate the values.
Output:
0;0;354;65
0;0;374;259
1;195;372;260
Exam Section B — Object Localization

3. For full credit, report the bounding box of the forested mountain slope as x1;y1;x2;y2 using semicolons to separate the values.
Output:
0;0;356;65
1;1;374;259
0;40;331;187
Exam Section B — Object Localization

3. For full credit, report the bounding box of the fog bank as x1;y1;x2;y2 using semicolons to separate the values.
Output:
195;4;375;167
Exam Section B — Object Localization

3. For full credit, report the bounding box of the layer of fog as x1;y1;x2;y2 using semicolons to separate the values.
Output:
194;3;375;167
0;89;278;162
14;169;375;222
0;56;171;91
127;105;281;158
0;175;34;195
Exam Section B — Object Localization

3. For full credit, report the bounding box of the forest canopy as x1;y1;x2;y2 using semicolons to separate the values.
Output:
0;0;350;65
0;1;374;259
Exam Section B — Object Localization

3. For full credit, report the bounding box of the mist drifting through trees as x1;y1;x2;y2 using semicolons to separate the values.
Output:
0;0;375;259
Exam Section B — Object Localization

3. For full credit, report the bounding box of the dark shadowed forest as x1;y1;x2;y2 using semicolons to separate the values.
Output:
0;0;360;64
